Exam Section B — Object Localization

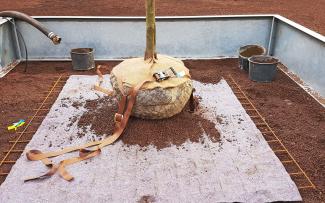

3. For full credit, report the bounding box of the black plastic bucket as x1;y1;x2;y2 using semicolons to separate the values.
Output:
239;45;266;71
248;55;279;82
70;48;95;70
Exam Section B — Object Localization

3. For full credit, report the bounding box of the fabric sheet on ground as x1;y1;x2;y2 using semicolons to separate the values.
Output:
0;75;301;202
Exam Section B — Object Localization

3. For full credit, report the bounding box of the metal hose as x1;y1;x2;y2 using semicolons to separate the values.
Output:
0;11;61;45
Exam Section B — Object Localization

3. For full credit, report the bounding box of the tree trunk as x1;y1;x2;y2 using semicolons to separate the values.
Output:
144;0;157;61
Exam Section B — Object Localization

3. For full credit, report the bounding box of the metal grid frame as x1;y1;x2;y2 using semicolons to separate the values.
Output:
226;75;316;190
0;73;317;191
0;75;67;178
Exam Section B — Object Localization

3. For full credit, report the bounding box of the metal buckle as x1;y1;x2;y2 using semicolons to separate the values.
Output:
153;67;178;82
153;71;169;82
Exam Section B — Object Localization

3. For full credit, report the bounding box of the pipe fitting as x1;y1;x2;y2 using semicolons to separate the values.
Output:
51;35;62;45
48;32;62;45
0;11;62;45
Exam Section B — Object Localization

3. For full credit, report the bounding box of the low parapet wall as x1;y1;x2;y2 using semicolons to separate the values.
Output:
0;15;324;98
0;18;20;77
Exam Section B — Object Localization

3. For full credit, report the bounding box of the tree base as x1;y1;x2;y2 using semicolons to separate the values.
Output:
110;55;193;119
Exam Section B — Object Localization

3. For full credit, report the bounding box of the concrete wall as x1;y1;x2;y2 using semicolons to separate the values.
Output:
272;16;325;96
0;18;20;77
0;15;324;98
14;16;272;60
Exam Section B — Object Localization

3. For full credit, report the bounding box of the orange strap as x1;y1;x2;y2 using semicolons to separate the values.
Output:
93;65;114;96
25;77;152;181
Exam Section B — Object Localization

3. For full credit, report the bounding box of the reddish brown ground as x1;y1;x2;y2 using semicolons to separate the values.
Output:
0;1;324;202
1;0;325;35
0;60;324;202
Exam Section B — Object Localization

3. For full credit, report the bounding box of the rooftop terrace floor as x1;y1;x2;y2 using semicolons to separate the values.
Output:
0;59;324;201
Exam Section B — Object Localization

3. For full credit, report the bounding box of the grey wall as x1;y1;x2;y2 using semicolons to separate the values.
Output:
272;18;325;96
15;16;273;60
0;19;20;77
1;15;324;99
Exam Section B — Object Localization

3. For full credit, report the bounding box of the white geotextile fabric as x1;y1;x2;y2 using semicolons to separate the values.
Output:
0;75;301;203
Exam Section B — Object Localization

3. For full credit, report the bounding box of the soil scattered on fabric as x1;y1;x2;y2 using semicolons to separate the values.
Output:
75;96;220;150
1;59;325;201
138;195;156;203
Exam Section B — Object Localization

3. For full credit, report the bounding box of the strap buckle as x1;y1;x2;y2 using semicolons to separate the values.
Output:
153;71;169;82
153;67;178;82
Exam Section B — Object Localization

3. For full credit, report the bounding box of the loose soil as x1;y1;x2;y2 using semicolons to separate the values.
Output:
1;0;325;35
250;56;279;64
239;46;266;58
71;48;93;54
75;94;219;150
1;59;324;203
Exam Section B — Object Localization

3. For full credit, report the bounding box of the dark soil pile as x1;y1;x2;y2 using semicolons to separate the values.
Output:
76;96;220;150
239;46;265;58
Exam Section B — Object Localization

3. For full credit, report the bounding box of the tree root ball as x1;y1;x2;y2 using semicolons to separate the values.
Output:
110;55;193;119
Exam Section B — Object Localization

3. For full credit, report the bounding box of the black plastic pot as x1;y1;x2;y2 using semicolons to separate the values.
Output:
248;55;279;82
239;45;266;71
70;48;95;70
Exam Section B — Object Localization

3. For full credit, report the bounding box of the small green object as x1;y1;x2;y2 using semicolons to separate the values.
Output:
8;119;25;131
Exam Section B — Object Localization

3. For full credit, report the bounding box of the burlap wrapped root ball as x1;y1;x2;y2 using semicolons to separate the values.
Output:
110;55;193;119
